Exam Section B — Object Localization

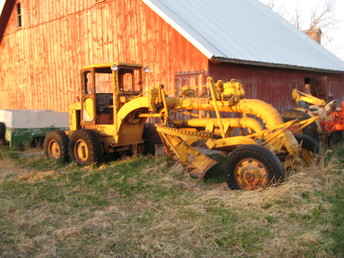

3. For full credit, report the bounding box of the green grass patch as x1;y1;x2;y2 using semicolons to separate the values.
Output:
329;186;344;256
2;145;344;257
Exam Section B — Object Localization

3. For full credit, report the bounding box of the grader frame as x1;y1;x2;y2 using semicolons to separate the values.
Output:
44;63;317;190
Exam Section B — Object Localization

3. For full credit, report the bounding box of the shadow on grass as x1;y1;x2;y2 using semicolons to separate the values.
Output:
203;154;228;184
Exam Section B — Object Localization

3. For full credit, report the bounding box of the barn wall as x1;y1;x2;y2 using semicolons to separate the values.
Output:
0;0;208;111
209;62;344;111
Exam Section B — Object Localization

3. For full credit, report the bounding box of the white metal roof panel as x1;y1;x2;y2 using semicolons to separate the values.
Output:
142;0;344;72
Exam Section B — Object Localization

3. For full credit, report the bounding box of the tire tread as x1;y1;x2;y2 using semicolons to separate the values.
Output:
68;129;103;165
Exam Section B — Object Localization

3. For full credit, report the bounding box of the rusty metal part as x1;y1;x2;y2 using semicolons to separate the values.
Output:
233;158;270;190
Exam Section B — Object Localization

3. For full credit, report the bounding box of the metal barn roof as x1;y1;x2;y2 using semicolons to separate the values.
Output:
143;0;344;73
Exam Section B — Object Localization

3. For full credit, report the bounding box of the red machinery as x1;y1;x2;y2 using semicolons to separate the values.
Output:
321;101;344;133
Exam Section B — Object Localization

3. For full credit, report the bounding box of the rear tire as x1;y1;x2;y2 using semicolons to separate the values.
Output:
226;145;284;190
0;122;5;144
296;134;319;154
43;130;69;162
69;129;103;166
282;109;319;142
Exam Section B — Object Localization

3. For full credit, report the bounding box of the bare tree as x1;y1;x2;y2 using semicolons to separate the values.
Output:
309;0;335;30
260;0;303;30
260;0;339;44
293;9;301;30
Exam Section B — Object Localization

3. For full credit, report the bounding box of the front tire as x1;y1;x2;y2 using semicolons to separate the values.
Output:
296;134;319;166
69;130;103;166
226;145;284;190
43;130;69;162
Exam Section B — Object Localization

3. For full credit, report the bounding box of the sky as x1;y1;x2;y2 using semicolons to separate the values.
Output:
0;0;342;61
327;0;344;59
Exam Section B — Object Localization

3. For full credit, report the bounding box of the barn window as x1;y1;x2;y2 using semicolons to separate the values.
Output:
16;3;22;27
303;77;312;94
304;77;311;85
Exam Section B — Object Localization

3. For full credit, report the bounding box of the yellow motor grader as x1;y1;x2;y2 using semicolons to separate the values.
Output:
44;63;317;190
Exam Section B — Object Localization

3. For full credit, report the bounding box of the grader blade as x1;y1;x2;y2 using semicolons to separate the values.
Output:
156;126;218;178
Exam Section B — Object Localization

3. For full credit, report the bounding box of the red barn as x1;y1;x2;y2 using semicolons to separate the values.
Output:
0;0;343;112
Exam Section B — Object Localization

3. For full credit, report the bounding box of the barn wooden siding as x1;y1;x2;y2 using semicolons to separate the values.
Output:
0;0;343;112
209;62;344;111
0;0;208;111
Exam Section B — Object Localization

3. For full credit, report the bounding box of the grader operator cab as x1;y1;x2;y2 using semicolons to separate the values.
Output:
79;64;145;126
44;63;319;191
44;64;155;166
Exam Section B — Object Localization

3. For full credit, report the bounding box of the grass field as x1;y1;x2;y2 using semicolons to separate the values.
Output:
1;146;344;257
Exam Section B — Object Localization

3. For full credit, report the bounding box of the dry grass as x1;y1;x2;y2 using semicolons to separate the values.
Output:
0;146;344;257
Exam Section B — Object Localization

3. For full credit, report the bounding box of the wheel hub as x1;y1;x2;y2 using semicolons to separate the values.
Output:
48;140;61;159
234;158;269;190
74;139;89;162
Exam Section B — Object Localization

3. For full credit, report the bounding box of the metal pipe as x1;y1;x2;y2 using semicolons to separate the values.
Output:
167;97;299;155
